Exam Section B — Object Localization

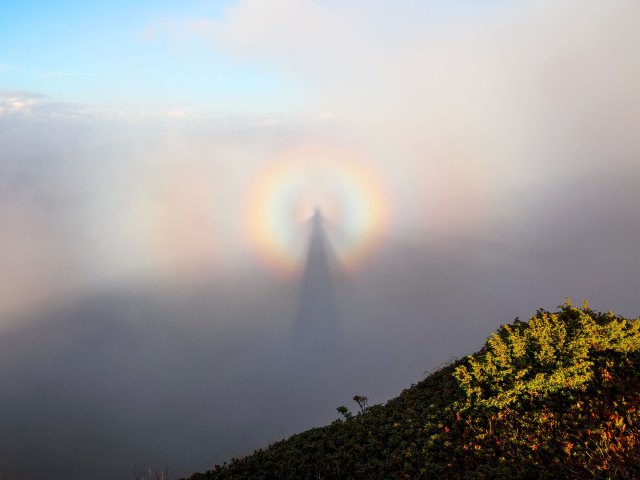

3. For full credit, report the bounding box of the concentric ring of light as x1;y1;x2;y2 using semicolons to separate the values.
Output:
246;147;389;276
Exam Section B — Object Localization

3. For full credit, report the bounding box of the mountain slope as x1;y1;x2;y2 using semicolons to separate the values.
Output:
184;302;640;479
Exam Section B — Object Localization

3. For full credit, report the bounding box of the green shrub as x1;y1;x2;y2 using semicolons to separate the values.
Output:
182;302;640;480
453;301;640;410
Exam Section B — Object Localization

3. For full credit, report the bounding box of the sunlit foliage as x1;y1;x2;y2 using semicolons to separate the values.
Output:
184;303;640;479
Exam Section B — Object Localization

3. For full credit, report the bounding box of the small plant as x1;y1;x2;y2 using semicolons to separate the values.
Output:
353;395;369;414
336;405;352;420
337;395;369;420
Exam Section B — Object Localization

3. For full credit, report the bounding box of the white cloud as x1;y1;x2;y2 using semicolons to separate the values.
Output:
181;0;640;237
0;91;97;118
0;91;47;115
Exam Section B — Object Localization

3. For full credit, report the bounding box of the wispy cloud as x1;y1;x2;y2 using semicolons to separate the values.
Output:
0;90;160;119
0;91;48;115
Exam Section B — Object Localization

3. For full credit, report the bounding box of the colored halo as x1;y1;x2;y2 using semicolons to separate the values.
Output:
246;147;389;276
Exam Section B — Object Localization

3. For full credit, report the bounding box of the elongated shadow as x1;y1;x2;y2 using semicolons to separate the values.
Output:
291;208;342;369
266;209;346;433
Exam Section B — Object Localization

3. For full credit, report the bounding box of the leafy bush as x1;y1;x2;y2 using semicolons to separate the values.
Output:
183;303;640;480
454;300;640;409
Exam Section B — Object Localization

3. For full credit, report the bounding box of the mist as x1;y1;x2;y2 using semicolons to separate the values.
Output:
1;0;639;479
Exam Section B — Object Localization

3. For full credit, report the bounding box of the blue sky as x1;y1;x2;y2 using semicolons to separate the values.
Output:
0;0;296;111
0;0;514;114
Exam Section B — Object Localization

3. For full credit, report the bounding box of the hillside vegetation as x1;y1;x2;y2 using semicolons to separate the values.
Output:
184;302;640;479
